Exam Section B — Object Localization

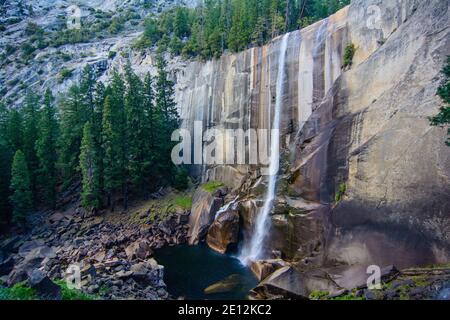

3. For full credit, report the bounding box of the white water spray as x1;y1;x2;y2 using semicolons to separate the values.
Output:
240;33;290;264
215;196;239;219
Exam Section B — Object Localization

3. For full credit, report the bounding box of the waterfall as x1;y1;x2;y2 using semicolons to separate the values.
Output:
215;196;239;219
240;33;290;264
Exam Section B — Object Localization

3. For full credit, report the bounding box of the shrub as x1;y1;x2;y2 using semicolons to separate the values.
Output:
335;183;347;202
21;42;36;60
343;43;356;69
173;166;189;191
59;68;73;82
201;181;224;193
0;282;37;300
429;56;450;146
55;280;96;300
25;22;44;36
108;51;117;59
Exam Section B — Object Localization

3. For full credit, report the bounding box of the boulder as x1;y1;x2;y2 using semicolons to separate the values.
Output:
7;243;56;286
206;210;240;254
325;265;399;290
28;269;62;300
18;241;56;260
250;259;287;281
204;274;241;295
130;259;164;286
250;267;339;300
125;241;153;260
187;188;224;245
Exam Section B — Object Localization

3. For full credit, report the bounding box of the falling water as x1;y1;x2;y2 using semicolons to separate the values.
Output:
215;196;239;219
240;33;290;264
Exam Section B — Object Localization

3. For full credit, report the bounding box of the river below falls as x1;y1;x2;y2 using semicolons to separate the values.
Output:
154;244;258;300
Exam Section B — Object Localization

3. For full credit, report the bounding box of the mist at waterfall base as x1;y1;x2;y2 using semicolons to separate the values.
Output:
239;33;290;265
155;244;258;300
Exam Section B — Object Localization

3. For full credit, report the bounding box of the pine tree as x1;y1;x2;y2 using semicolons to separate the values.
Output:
93;81;106;199
0;102;12;225
124;63;146;191
0;139;12;225
156;57;179;128
36;89;58;207
58;84;86;187
155;56;180;181
142;72;157;194
102;71;128;210
6;109;23;152
80;64;97;121
9;150;33;224
80;121;100;210
174;7;190;38
22;90;40;202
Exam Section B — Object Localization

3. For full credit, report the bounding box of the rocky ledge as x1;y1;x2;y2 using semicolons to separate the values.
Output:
0;190;190;300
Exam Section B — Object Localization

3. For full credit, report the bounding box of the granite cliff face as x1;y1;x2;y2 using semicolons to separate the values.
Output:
2;0;449;276
172;0;450;270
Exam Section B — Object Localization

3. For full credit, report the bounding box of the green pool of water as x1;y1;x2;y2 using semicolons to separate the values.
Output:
155;244;257;300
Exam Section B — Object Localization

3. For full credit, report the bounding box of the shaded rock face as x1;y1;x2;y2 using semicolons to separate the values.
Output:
28;269;62;300
175;0;450;269
206;210;240;254
187;188;225;245
250;266;337;300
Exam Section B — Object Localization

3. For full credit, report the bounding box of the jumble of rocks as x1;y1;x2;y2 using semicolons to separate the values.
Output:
0;201;190;300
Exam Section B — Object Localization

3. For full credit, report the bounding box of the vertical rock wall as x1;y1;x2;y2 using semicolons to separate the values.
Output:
172;0;450;268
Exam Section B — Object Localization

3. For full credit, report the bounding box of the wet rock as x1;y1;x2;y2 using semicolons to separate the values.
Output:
206;210;239;254
188;188;224;245
204;274;241;295
250;259;287;281
28;269;62;300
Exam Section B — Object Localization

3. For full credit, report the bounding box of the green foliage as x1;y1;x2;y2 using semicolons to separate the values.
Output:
80;122;100;209
102;71;128;209
9;150;33;223
343;43;356;69
173;167;189;191
0;282;37;300
430;56;450;146
0;59;182;223
59;68;73;83
173;195;193;210
21;42;36;61
22;91;40;203
6;109;23;151
308;289;365;301
335;183;346;202
54;280;96;300
137;0;350;60
35;90;58;207
309;290;329;300
202;181;225;193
